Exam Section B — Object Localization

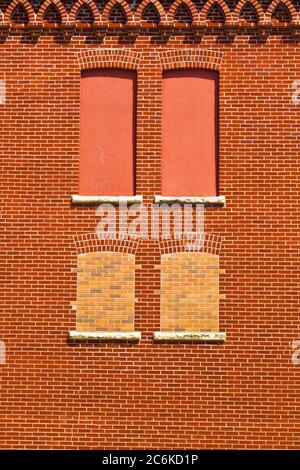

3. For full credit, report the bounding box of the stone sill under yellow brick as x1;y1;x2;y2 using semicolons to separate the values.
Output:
71;195;143;205
154;196;226;206
69;331;141;342
153;332;226;342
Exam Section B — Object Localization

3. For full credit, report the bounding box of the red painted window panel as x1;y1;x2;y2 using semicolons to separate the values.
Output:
79;70;136;196
162;70;218;197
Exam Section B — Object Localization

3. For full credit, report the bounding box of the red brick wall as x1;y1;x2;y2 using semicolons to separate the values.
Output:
0;0;300;449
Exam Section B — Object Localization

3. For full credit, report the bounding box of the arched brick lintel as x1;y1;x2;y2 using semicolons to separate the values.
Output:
77;48;142;71
157;49;223;72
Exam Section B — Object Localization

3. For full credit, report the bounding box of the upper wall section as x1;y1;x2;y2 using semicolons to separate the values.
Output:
0;0;299;29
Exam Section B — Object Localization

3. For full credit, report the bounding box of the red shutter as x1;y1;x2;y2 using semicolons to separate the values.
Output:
80;70;136;196
162;70;218;196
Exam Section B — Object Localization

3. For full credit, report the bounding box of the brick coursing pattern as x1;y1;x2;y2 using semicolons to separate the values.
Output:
0;0;300;451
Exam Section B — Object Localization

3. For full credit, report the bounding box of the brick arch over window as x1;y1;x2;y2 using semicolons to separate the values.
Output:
199;0;232;24
69;0;101;24
158;48;223;71
73;233;140;333
77;48;141;71
36;0;68;25
4;0;35;25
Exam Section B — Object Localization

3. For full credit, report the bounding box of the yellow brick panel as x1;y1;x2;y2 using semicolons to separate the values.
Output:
160;252;219;332
76;252;135;332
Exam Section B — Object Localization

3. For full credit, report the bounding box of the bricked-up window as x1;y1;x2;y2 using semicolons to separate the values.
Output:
160;252;220;332
158;234;223;335
76;252;136;332
73;233;140;333
80;70;136;196
162;70;218;197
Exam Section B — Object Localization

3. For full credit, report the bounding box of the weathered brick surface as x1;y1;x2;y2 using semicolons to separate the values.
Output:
0;0;299;450
161;252;219;332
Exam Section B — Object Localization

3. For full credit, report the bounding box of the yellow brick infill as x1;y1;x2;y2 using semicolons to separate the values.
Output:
160;252;220;333
75;251;136;332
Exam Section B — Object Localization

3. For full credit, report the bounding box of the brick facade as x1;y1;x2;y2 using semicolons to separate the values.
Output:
0;0;300;450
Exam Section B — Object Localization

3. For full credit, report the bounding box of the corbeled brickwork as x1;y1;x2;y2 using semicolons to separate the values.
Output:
232;0;265;23
1;0;300;27
200;0;231;24
76;251;136;332
69;0;101;24
167;0;198;24
37;0;69;25
136;0;166;24
160;252;219;332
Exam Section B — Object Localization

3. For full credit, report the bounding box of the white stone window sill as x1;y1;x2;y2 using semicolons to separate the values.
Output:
154;195;226;206
69;331;141;342
71;195;143;205
153;332;226;342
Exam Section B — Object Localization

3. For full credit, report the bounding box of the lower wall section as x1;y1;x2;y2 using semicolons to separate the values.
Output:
160;252;219;332
76;251;135;332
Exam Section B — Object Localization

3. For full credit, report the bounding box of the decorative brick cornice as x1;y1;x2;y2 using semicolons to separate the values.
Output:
265;0;298;25
199;0;232;26
167;0;199;25
37;0;68;26
69;0;101;26
158;48;223;71
102;0;134;25
0;0;299;30
135;0;167;24
77;48;142;70
4;0;36;26
232;0;266;25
